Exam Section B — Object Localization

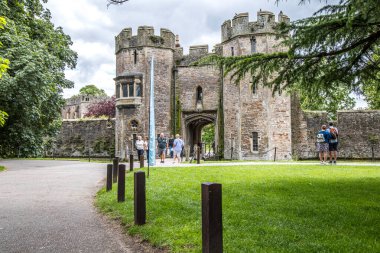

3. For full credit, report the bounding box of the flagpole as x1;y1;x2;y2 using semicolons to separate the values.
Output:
148;56;156;177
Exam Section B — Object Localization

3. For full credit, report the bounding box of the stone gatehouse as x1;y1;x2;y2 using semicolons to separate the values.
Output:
113;10;380;160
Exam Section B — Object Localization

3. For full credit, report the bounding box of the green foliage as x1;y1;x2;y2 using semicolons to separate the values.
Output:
0;165;5;172
196;0;380;98
96;164;380;252
0;109;7;127
0;0;77;157
79;84;106;97
292;84;356;120
201;123;215;144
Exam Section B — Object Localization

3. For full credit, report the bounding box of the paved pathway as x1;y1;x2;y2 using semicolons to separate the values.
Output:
0;160;149;253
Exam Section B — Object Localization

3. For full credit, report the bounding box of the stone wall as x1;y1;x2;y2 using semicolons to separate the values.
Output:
337;110;380;159
53;119;115;157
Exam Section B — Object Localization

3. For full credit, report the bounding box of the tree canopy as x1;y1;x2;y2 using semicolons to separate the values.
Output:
84;96;116;118
0;0;77;157
197;0;380;104
79;84;107;97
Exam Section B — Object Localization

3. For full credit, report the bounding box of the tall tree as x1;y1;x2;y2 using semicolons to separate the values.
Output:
79;84;107;97
197;0;380;98
0;0;77;157
0;16;9;127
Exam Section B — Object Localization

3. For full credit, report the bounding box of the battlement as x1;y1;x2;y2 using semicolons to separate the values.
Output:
221;11;290;42
115;26;176;53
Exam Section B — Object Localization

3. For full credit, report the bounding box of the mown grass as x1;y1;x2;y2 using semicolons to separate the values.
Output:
96;165;380;252
0;165;5;172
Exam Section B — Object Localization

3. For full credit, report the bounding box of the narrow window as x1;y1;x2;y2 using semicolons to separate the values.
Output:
131;120;138;131
128;83;134;97
196;86;203;103
122;83;128;97
251;37;256;53
133;50;138;64
116;84;120;98
251;82;257;94
231;47;234;56
136;83;142;97
252;132;258;151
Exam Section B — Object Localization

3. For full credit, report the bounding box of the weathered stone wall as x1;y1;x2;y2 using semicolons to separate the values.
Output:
61;95;109;119
54;119;115;157
337;110;380;159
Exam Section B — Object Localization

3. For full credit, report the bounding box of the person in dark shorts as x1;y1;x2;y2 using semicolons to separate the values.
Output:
327;122;339;165
168;135;174;158
157;133;168;163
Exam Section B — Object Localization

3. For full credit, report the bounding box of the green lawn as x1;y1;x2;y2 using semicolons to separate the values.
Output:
96;165;380;252
0;165;5;172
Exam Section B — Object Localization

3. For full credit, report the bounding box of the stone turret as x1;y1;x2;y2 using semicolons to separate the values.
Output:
115;26;176;53
221;11;290;43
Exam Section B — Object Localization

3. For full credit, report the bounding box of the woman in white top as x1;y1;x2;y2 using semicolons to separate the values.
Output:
135;135;145;161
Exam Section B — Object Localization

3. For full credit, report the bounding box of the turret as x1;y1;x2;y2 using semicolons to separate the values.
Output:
231;13;249;37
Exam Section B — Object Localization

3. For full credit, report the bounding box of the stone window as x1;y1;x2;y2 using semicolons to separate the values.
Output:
122;83;128;97
131;120;138;131
196;86;203;103
116;84;120;98
251;82;257;94
231;47;234;56
252;132;259;151
133;50;138;64
85;97;89;102
251;37;257;53
128;83;134;97
136;83;142;97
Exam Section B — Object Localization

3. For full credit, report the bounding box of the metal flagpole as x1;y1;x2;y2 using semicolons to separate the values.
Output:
148;56;156;177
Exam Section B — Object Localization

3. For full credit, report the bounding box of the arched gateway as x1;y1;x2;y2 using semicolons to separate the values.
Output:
114;11;295;161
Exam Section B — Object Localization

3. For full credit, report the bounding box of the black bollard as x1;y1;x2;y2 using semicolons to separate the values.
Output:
112;157;119;183
106;164;112;192
117;164;126;202
274;147;277;162
202;183;222;253
134;171;146;225
140;155;144;168
130;154;134;172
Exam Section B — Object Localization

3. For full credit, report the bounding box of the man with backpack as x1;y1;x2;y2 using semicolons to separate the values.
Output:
316;125;331;165
327;122;339;165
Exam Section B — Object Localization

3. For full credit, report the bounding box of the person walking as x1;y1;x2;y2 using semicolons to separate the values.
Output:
143;136;149;160
316;125;331;165
135;135;145;161
168;135;174;158
327;122;339;165
157;133;168;163
173;134;184;164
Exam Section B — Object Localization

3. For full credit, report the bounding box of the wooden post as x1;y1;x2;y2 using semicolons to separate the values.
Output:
130;154;134;171
274;147;277;162
134;171;146;225
106;164;112;192
372;146;374;161
112;157;119;183
117;164;126;202
140;154;144;168
202;183;222;253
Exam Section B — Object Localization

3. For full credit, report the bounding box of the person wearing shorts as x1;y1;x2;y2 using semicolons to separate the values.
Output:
173;134;184;164
316;125;331;165
157;133;168;163
327;122;339;165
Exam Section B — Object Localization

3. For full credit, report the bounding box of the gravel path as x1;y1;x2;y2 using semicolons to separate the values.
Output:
0;160;151;253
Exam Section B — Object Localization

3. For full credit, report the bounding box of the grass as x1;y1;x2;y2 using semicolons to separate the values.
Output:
0;165;5;172
96;165;380;252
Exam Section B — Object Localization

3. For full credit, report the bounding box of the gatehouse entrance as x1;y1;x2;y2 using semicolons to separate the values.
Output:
183;112;217;156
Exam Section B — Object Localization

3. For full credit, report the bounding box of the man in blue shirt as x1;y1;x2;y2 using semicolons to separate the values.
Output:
327;122;339;165
316;125;331;165
173;134;184;164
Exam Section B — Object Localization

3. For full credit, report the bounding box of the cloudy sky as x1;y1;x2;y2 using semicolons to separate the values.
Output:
43;0;331;98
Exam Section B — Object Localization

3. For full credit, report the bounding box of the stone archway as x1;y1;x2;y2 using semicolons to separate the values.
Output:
183;112;217;155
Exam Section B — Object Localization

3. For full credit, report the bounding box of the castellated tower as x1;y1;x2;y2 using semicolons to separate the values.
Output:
114;26;175;159
220;11;292;160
